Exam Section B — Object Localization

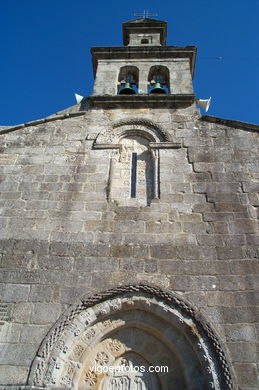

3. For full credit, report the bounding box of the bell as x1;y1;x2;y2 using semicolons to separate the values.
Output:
119;82;136;95
150;82;166;94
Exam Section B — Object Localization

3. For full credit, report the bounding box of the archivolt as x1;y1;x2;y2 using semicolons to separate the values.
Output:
95;119;172;144
28;284;234;390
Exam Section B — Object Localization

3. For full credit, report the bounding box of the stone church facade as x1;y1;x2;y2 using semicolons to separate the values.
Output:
0;18;258;390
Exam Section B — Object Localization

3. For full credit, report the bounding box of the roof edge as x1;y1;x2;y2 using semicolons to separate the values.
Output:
201;115;259;132
0;111;87;135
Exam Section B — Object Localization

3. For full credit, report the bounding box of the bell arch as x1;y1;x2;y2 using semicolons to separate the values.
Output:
118;66;139;94
28;284;234;390
148;65;170;94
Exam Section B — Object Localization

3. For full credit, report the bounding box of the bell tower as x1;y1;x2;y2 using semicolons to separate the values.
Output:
89;17;196;108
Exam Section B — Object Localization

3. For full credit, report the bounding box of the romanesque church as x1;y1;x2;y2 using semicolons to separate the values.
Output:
0;18;258;390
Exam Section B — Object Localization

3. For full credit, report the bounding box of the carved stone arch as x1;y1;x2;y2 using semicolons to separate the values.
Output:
95;120;173;206
28;284;234;390
95;119;172;145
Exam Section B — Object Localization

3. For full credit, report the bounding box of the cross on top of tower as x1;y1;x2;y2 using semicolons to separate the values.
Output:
133;9;158;18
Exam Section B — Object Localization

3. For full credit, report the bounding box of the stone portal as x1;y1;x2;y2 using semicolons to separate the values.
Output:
28;286;232;390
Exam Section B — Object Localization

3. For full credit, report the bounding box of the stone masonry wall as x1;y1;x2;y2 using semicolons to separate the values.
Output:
0;106;258;389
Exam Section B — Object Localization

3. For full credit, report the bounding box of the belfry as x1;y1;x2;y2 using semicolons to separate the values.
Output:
0;17;258;390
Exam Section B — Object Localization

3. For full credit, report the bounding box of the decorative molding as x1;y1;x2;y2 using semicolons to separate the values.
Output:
149;142;181;149
93;144;121;150
28;284;234;390
89;94;195;109
95;120;172;145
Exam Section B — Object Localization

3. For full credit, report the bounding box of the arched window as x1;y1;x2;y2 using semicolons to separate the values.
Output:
109;135;155;206
118;66;139;94
148;65;170;94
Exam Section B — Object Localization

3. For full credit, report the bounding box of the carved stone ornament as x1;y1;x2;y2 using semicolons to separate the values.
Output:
28;284;234;390
94;119;172;146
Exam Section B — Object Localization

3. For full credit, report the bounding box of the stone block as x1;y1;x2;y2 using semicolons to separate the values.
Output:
14;239;49;255
0;343;38;365
245;275;259;290
144;259;157;273
242;181;259;193
224;324;256;342
178;213;202;222
29;285;55;303
12;303;33;323
193;182;216;193
0;284;30;302
90;271;115;289
207;192;239;203
20;324;49;343
216;182;242;192
201;307;223;324
229;260;258;275
84;220;114;232
50;242;109;257
60;287;93;304
170;276;193;291
145;221;181;233
234;292;259;306
223;234;246;246
183;194;206;203
217;245;246;260
38;255;74;271
115;220;145;233
74;257;119;272
228;342;257;362
95;232;123;245
177;245;217;260
197;234;224;246
219;276;246;290
207;292;235;307
0;365;29;385
110;244;133;258
222;307;256;324
120;258;145;273
211;221;229;234
235;363;258;387
150;245;178;259
30;303;62;324
182;222;212;234
160;193;183;202
50;231;94;243
193;276;218;290
170;183;191;193
0;269;41;284
41;269;92;287
229;219;258;234
0;323;22;342
203;212;234;222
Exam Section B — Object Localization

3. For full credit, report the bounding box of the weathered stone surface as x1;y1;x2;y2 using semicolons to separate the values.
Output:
0;365;29;385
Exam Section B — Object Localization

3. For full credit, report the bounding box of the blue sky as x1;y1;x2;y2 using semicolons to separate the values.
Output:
1;0;259;126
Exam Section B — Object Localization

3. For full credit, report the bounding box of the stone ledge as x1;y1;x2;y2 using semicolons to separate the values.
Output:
91;45;197;78
89;94;195;108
